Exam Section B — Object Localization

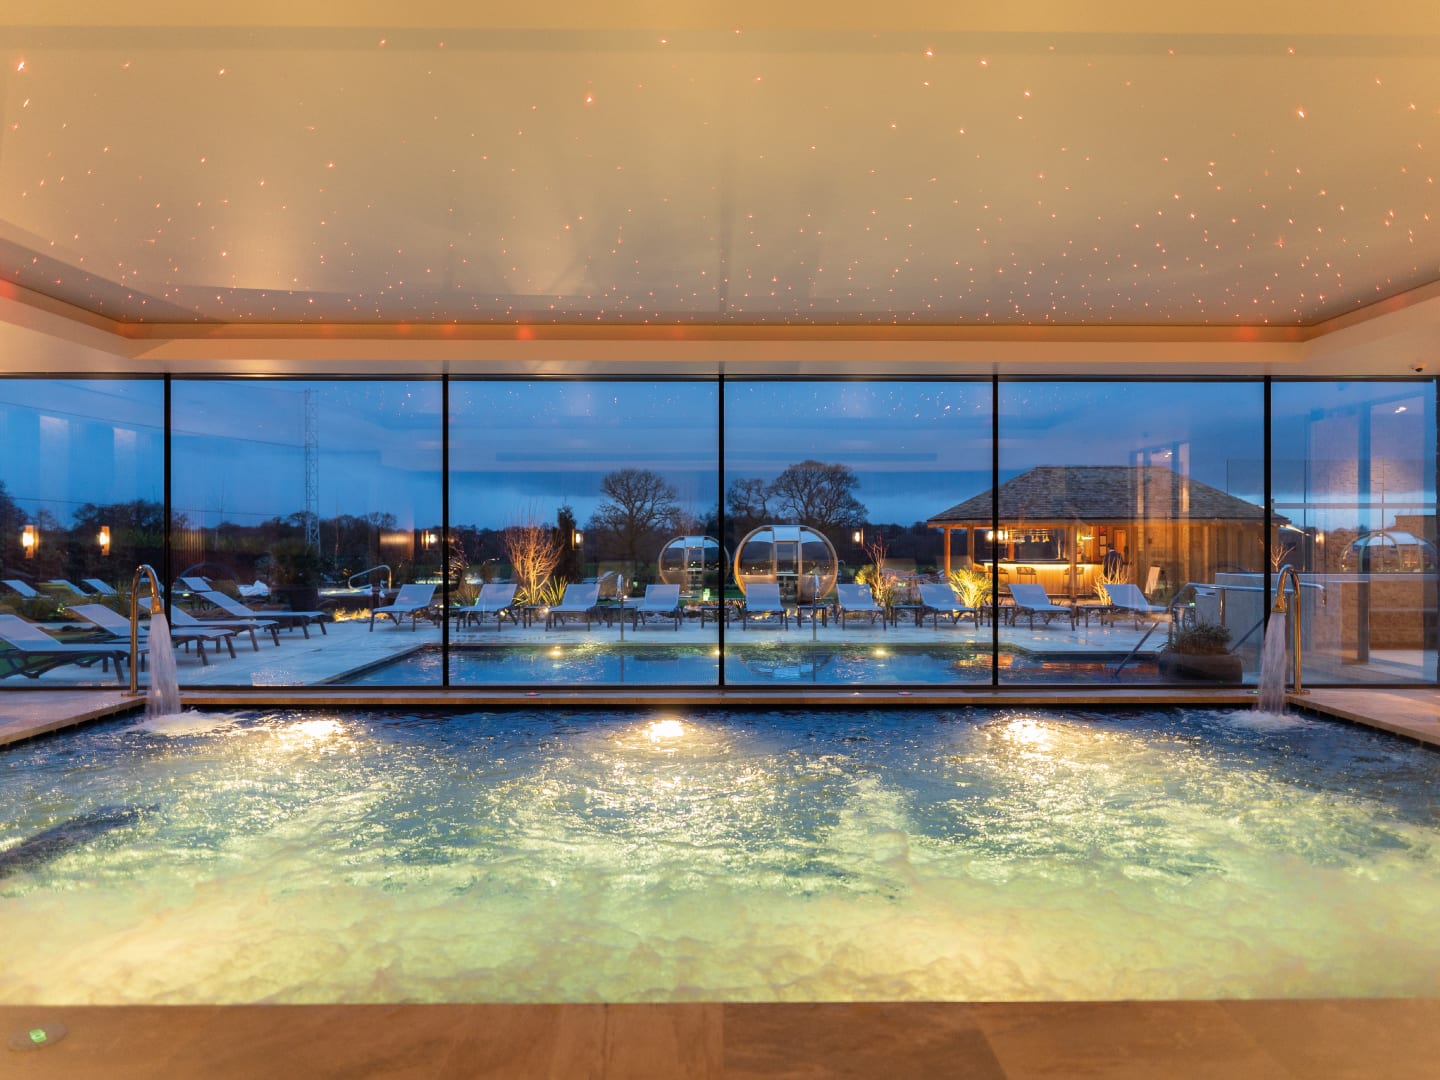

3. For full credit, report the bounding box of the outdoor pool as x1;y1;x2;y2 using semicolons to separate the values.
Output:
336;644;1158;685
2;706;1437;1004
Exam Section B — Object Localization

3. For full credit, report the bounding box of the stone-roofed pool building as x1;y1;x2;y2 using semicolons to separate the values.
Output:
928;465;1273;600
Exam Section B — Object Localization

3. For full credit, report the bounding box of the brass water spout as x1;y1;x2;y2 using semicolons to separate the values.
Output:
1271;566;1305;695
127;564;163;696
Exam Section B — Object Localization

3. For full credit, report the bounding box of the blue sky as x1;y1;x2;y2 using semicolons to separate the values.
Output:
1;378;1432;536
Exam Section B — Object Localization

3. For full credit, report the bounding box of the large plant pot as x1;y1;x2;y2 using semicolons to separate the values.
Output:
1158;652;1244;684
274;584;321;612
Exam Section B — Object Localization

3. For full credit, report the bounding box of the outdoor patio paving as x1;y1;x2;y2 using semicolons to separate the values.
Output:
2;604;1432;691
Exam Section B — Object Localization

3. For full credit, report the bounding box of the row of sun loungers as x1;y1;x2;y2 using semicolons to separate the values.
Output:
442;579;1169;634
4;578;118;601
0;575;338;681
0;613;132;682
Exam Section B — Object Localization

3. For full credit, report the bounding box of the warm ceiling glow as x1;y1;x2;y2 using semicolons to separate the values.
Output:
0;9;1435;331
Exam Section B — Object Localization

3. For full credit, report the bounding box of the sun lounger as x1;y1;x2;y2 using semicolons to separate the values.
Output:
1103;582;1169;627
143;597;280;650
545;583;601;630
44;580;90;599
199;590;328;637
0;613;129;681
454;583;517;631
68;603;237;665
82;578;119;597
835;583;885;629
918;583;979;628
1006;583;1076;629
741;582;788;630
370;583;438;630
631;584;682;630
3;580;40;599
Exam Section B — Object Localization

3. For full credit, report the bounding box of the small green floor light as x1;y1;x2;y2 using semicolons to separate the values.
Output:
8;1019;68;1052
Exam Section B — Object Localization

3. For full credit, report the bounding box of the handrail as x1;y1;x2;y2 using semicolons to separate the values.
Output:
128;564;162;696
1166;577;1325;643
346;564;393;590
1112;619;1164;680
1111;575;1323;683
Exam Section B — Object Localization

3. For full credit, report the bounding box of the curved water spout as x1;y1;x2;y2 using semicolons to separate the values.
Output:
1270;566;1306;698
128;565;162;697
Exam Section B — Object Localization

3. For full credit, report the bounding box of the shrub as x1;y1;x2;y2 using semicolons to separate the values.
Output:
1164;622;1231;655
948;566;993;609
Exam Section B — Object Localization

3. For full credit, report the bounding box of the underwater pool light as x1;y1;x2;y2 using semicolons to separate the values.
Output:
8;1019;68;1051
646;718;685;741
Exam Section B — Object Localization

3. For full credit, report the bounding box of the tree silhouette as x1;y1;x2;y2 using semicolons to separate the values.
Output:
766;460;867;532
589;468;680;573
725;477;770;543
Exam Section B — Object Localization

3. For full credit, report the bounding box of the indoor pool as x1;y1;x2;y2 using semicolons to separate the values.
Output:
338;644;1158;685
2;707;1437;1005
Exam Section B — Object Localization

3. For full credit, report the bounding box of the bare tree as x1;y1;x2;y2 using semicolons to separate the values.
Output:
503;510;563;605
725;477;771;541
589;468;680;573
767;460;867;532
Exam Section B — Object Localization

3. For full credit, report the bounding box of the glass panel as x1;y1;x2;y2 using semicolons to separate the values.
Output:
723;380;992;685
170;379;443;687
446;380;719;686
0;378;164;688
995;381;1266;685
1272;381;1437;685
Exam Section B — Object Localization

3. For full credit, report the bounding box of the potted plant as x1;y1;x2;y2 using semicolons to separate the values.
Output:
269;539;323;612
1157;621;1244;683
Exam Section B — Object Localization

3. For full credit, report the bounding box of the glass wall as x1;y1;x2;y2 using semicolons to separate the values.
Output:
723;380;992;685
448;379;719;686
170;379;444;686
1;374;1433;692
994;381;1268;684
0;378;164;685
1272;382;1438;685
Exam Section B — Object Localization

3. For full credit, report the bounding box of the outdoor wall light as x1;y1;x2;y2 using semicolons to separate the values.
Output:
98;525;111;556
852;529;864;545
572;530;584;546
21;524;36;558
422;531;437;549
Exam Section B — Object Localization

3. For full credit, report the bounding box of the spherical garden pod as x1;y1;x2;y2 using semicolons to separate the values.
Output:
657;535;728;596
1341;530;1438;573
734;524;838;602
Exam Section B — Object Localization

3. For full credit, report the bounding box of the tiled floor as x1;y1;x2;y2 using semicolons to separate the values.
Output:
4;999;1440;1078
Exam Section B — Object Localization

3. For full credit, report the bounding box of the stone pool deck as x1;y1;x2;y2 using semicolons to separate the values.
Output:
3;997;1438;1078
1;607;1438;747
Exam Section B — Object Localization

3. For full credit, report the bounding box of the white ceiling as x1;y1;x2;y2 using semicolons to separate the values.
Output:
0;4;1438;335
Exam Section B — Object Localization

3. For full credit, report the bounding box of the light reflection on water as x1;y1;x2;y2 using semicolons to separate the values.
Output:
1;707;1437;1005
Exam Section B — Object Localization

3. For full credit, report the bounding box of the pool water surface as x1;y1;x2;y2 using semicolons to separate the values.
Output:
1;707;1436;1004
336;644;1159;685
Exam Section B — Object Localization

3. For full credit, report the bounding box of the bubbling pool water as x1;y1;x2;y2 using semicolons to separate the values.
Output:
1;707;1437;1005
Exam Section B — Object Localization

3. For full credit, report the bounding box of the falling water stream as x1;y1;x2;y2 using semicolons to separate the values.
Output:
144;612;181;718
1256;611;1289;715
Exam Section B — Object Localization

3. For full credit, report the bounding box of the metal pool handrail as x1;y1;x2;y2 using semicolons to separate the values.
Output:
1111;576;1326;681
346;565;393;590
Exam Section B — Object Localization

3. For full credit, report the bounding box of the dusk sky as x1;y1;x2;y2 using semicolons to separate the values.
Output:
1;378;1432;537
